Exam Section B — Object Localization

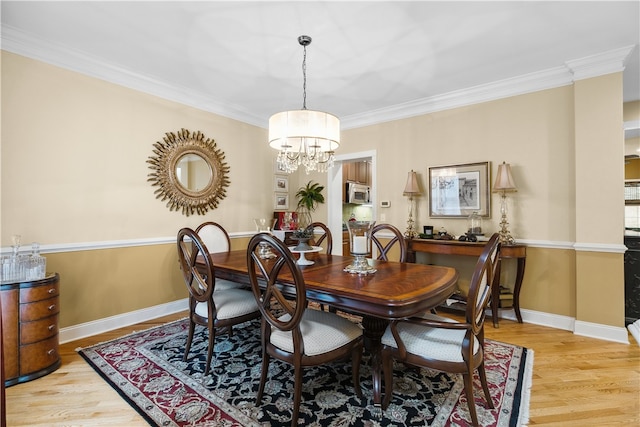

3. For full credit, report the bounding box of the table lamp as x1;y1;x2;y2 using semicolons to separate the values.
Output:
492;162;517;245
403;170;421;238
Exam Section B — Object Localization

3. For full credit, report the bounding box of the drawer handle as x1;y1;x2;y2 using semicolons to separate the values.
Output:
48;324;55;331
48;304;56;311
47;349;55;356
48;288;56;294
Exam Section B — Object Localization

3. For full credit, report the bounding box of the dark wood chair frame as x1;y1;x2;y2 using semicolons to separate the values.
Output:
177;227;260;375
246;233;363;427
305;221;333;254
381;233;501;427
371;223;408;262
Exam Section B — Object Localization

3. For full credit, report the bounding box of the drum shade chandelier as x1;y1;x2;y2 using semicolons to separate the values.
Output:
269;35;340;174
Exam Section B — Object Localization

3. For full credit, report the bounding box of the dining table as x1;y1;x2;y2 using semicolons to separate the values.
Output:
206;249;459;407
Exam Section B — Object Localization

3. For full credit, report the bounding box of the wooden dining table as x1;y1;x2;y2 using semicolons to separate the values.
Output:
207;250;459;407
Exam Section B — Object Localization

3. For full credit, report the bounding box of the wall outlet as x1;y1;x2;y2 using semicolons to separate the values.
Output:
380;213;386;222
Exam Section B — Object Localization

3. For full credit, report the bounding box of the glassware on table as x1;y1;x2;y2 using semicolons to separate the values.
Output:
254;218;278;259
2;237;47;283
344;220;377;275
26;242;46;280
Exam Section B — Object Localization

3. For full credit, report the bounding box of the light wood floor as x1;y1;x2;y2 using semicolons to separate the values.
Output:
5;311;640;426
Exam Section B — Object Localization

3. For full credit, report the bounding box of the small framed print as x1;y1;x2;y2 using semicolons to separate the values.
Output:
274;159;288;174
274;175;289;192
274;193;289;210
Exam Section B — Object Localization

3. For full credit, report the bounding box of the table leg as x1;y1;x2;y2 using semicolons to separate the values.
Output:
513;257;526;323
361;315;388;407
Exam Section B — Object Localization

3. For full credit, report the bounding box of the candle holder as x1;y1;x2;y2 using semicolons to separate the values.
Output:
344;220;377;275
254;218;278;259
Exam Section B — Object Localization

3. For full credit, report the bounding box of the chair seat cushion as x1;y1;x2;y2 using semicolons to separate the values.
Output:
195;288;258;320
214;279;245;291
381;313;479;363
271;309;362;356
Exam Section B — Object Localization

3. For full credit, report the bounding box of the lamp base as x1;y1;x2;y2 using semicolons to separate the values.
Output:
498;216;516;245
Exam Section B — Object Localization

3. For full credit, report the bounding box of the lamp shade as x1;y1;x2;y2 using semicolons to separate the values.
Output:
268;109;340;152
493;162;517;192
403;170;421;195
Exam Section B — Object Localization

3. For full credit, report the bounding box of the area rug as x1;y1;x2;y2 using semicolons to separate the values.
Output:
78;318;533;426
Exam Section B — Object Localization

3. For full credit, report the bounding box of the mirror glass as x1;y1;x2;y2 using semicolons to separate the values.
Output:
175;153;213;192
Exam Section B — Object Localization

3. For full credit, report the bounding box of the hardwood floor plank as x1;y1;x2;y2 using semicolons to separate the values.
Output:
5;312;640;426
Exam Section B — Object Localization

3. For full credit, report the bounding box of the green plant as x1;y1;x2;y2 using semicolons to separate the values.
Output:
295;181;325;212
292;228;312;238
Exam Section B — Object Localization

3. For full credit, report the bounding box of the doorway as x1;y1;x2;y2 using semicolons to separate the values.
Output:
327;150;376;255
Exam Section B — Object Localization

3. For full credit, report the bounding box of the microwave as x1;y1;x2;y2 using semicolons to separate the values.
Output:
346;182;371;205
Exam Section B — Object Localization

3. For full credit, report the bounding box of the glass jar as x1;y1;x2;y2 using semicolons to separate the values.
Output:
467;211;483;236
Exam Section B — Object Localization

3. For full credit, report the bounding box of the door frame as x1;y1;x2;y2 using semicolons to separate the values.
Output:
327;150;376;255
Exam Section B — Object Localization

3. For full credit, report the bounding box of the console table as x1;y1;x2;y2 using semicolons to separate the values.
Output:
407;239;526;327
0;273;60;386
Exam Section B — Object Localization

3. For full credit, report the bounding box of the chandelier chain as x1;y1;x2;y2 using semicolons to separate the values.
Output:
302;44;307;110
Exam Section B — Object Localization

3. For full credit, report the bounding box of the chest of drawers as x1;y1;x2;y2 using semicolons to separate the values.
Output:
1;273;60;386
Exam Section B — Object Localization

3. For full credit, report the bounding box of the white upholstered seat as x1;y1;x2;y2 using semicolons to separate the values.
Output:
272;308;363;356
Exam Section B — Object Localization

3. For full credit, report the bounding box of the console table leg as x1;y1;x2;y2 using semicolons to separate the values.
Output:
513;258;526;323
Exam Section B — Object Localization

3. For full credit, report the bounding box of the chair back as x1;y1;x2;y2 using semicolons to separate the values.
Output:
465;233;501;334
305;222;333;254
371;223;408;262
177;228;215;304
246;233;307;333
195;221;231;253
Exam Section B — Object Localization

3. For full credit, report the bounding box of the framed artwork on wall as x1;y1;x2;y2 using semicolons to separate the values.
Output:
428;161;491;218
274;193;289;210
274;159;288;174
274;175;289;192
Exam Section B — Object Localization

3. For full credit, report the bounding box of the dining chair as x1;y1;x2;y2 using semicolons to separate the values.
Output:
381;233;501;427
246;233;364;427
305;221;333;254
195;221;245;290
371;223;408;262
177;227;260;375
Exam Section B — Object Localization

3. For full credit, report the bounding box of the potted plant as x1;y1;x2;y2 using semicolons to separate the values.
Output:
295;181;325;229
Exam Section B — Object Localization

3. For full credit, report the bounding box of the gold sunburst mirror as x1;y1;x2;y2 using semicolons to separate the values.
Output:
147;129;230;216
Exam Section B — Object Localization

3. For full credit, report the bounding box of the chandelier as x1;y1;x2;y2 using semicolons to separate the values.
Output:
268;35;340;174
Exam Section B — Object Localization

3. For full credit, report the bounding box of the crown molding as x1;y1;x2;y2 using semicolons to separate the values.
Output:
565;45;636;81
0;26;266;128
1;25;634;131
341;66;573;129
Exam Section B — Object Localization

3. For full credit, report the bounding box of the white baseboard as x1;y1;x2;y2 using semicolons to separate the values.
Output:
574;320;630;344
59;298;188;344
61;300;629;345
492;307;629;344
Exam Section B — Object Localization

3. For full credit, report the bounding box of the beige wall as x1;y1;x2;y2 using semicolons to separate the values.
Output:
0;50;628;332
1;51;275;245
573;73;625;325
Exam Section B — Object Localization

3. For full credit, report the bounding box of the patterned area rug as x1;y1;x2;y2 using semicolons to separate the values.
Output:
78;318;533;426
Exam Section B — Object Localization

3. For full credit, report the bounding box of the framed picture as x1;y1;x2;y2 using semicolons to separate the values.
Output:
274;159;288;174
428;161;491;218
274;193;289;210
274;175;289;192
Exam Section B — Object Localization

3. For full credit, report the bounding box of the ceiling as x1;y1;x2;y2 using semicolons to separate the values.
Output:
2;1;639;132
